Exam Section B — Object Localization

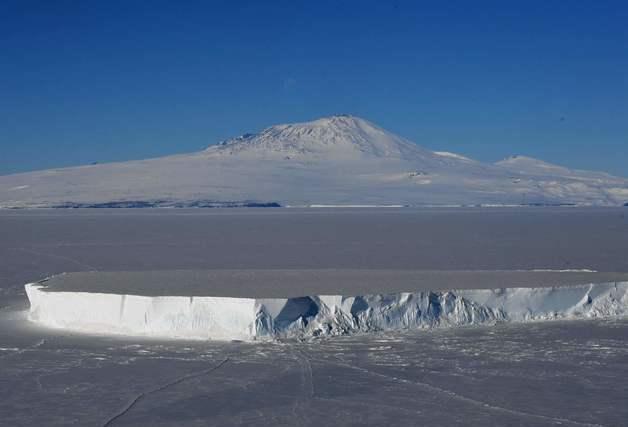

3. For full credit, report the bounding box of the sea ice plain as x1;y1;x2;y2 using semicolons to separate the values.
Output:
2;208;628;425
2;312;627;426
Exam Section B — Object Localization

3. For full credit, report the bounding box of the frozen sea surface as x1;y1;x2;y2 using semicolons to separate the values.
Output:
1;311;627;426
3;207;628;303
2;208;628;425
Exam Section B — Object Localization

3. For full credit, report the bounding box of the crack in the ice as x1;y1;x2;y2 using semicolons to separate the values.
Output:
315;356;606;427
0;338;47;360
101;357;230;427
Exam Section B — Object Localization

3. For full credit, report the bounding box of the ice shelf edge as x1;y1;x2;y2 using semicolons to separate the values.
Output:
24;282;628;341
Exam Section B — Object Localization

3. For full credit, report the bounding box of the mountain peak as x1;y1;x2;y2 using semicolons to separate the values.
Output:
206;115;431;160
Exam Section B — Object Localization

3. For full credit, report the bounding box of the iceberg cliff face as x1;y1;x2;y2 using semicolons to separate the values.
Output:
25;281;628;341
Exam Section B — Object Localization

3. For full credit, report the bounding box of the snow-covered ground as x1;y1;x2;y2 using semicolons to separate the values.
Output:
1;115;627;207
3;309;627;426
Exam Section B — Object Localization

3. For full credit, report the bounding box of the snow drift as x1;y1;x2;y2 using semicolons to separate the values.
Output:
25;281;628;341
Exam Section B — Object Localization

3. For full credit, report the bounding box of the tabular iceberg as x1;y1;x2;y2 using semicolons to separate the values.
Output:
25;281;628;341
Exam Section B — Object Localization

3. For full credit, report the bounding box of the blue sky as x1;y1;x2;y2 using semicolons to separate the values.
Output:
1;0;627;176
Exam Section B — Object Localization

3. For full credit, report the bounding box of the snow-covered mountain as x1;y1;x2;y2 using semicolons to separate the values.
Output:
209;115;437;161
1;115;627;207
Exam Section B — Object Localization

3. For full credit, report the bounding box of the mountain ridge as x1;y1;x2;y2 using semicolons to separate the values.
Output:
1;115;627;207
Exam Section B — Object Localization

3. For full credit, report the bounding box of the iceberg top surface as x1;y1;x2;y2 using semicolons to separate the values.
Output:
35;269;628;298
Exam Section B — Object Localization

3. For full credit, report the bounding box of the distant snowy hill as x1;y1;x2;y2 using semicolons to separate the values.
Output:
1;115;627;207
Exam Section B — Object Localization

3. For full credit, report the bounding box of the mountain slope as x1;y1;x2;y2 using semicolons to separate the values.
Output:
496;155;615;179
1;115;627;207
207;115;438;161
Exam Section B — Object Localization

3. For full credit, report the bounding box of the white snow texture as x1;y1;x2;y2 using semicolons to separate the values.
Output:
2;115;628;207
25;281;628;341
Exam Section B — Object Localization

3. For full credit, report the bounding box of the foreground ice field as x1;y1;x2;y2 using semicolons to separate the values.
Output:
1;311;627;426
2;208;628;426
